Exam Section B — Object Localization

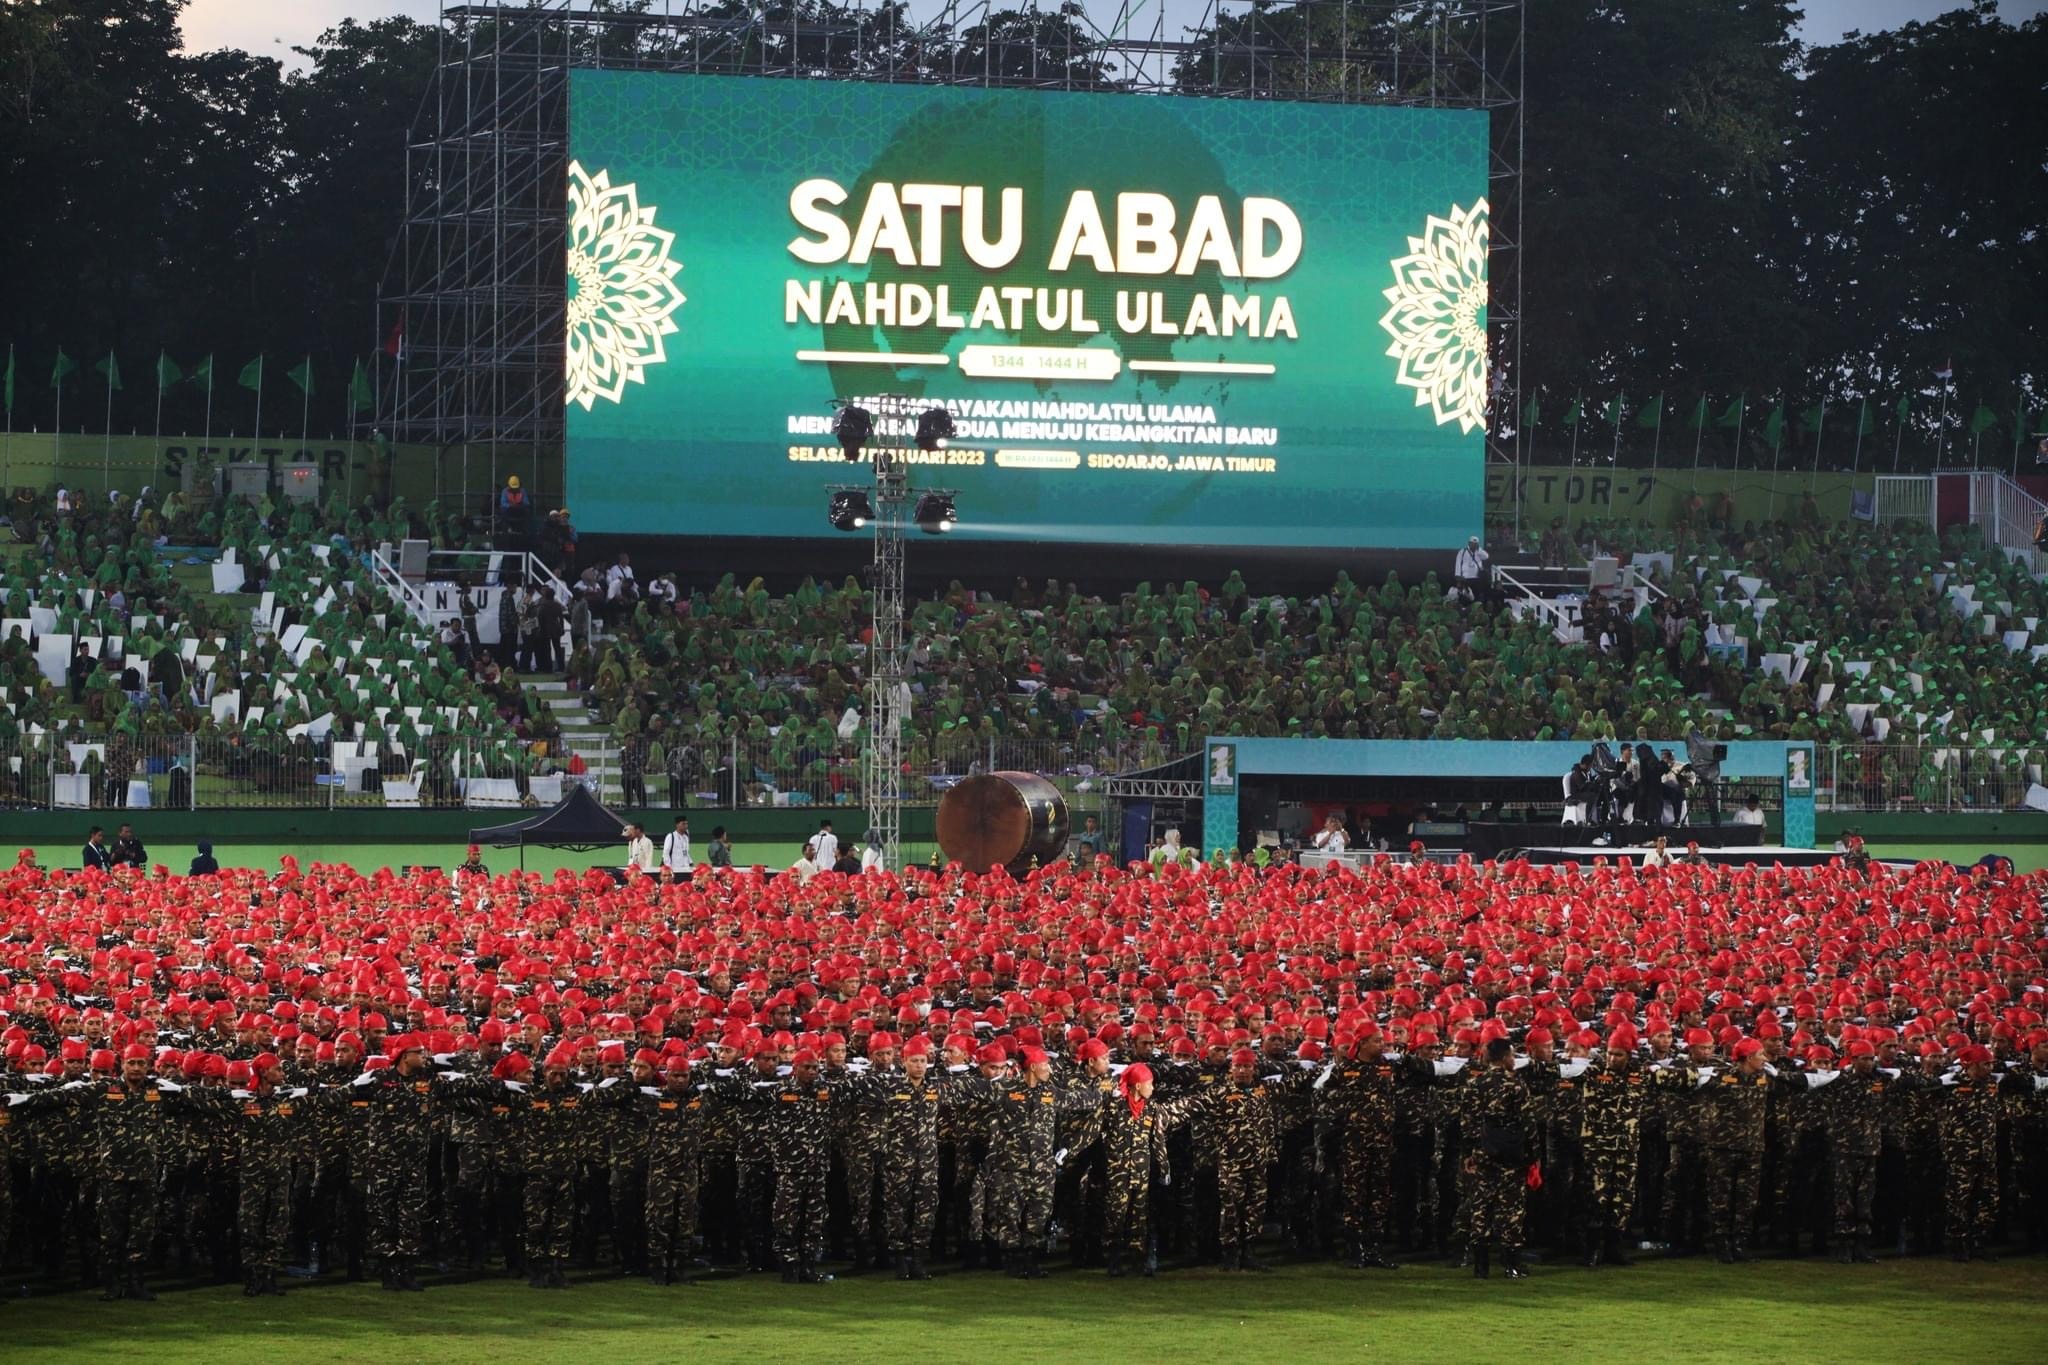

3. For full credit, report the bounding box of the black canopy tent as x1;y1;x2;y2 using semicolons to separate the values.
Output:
468;785;629;869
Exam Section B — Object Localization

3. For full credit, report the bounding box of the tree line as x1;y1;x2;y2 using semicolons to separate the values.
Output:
0;0;2038;470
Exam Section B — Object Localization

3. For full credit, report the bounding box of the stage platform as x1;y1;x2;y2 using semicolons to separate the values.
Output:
1462;821;1764;861
1500;842;1898;869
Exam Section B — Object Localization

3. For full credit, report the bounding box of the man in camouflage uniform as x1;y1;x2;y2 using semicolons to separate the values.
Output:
215;1052;310;1295
1940;1045;2009;1261
22;1044;210;1301
631;1054;712;1284
1798;1040;1908;1263
329;1035;462;1290
1462;1038;1532;1279
947;1045;1103;1277
488;1047;600;1288
1197;1048;1316;1271
836;1036;954;1280
1578;1028;1656;1267
713;1047;847;1282
1689;1037;1777;1263
1317;1025;1405;1268
1658;1028;1715;1254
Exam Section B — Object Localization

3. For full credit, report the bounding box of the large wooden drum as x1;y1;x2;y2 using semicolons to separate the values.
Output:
935;772;1071;874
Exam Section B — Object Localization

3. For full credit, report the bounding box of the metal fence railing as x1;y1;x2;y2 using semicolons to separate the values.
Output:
0;731;1150;813
1819;742;2042;814
9;734;2028;818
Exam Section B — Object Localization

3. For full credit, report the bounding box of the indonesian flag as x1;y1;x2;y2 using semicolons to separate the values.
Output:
384;307;407;363
1934;358;1953;381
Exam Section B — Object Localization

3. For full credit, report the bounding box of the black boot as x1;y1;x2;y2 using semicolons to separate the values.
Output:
1023;1249;1046;1280
1716;1240;1736;1264
1852;1237;1878;1265
125;1269;157;1302
1583;1239;1602;1268
896;1254;913;1281
1141;1240;1159;1278
245;1272;264;1297
1240;1247;1272;1273
382;1260;403;1291
1106;1248;1125;1278
1362;1243;1400;1270
1606;1230;1633;1267
1730;1240;1754;1264
100;1269;123;1303
267;1270;286;1296
847;1247;870;1277
781;1260;801;1284
960;1240;982;1271
399;1259;426;1291
1220;1246;1241;1271
1472;1245;1490;1279
529;1258;549;1289
908;1256;932;1281
1502;1247;1527;1280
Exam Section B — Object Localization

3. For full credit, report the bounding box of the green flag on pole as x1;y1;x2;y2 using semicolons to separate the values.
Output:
51;348;77;389
1520;395;1539;429
1968;402;1998;436
1635;394;1664;429
1857;398;1874;436
349;358;373;413
1895;394;1911;424
1763;405;1785;448
1715;395;1745;428
238;356;264;391
1562;398;1583;428
1603;396;1623;426
1799;402;1825;437
287;358;314;396
190;354;213;387
94;352;122;391
156;352;182;391
1688;396;1709;430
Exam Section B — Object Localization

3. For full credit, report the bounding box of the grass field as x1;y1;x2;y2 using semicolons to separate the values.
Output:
4;1256;2044;1364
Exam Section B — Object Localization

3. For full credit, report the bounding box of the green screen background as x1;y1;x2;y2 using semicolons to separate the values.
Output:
566;71;1487;548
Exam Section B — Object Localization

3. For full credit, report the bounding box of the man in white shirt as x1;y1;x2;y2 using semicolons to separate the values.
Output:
812;820;839;869
1733;796;1765;828
1453;535;1490;603
1311;813;1349;853
1640;835;1674;867
662;815;692;875
859;831;884;873
788;845;820;885
623;821;656;875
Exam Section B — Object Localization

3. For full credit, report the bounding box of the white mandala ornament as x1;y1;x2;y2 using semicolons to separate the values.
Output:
1378;198;1489;435
564;160;686;411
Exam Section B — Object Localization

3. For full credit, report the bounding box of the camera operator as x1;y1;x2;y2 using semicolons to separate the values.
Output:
1563;757;1591;826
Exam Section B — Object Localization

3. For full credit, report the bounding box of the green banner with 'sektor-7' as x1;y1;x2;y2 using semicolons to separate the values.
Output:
565;71;1488;549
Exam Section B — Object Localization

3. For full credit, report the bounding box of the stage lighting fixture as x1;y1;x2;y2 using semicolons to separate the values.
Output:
915;406;956;451
828;489;874;532
914;492;956;535
834;405;874;460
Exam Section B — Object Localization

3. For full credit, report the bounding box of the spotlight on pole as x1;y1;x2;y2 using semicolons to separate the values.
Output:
834;405;874;460
915;406;956;451
913;491;956;535
828;489;874;532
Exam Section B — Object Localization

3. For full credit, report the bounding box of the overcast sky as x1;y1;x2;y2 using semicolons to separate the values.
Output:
182;0;2048;70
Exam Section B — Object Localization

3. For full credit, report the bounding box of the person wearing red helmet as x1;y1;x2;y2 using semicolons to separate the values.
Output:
1098;1061;1204;1278
1578;1026;1659;1269
1683;1036;1784;1264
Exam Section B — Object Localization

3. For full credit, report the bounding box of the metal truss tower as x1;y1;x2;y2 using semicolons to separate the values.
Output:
382;0;1525;512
